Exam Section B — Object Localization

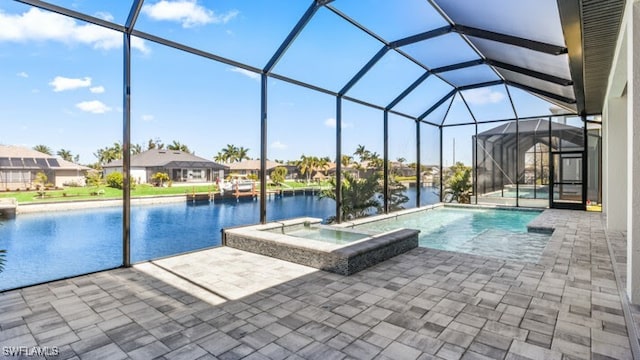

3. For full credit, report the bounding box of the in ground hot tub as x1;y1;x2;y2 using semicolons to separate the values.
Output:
222;217;419;275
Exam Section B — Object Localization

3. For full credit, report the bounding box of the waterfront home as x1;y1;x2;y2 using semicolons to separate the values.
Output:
0;145;89;190
103;149;228;184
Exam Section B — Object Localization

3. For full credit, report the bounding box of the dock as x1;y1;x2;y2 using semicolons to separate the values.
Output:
0;198;17;219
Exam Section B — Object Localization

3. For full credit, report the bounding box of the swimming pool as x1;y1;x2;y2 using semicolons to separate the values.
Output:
483;186;549;199
352;206;549;263
267;225;370;245
225;218;419;275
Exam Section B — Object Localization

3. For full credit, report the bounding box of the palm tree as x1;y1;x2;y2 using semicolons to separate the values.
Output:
94;142;122;166
317;156;330;175
131;144;142;155
341;155;353;167
33;144;52;155
147;138;164;150
221;144;239;163
167;140;191;153
298;155;316;184
319;171;381;222
57;149;73;162
354;144;368;162
237;146;250;162
214;151;226;163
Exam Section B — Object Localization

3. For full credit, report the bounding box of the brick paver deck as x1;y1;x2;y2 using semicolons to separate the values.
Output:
0;209;635;359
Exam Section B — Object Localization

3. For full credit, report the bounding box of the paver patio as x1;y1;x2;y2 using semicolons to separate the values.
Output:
0;209;636;359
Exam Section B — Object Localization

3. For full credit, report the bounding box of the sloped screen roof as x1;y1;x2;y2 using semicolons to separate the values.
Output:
13;0;623;125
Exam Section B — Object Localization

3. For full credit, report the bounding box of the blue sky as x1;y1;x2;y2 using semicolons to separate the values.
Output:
0;0;563;166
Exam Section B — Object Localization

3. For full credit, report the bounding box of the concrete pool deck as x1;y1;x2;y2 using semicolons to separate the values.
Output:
0;209;636;359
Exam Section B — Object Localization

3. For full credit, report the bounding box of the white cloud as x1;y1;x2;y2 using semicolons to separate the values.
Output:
271;141;287;150
324;117;353;128
142;0;238;28
324;118;336;128
16;71;28;78
49;76;91;92
75;100;111;114
94;12;114;22
89;86;105;94
141;114;155;121
230;67;259;81
463;88;505;105
0;8;149;53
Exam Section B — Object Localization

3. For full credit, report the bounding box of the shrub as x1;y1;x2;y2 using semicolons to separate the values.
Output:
151;172;170;187
106;172;123;189
105;172;137;190
34;172;48;188
85;171;104;188
444;162;472;204
270;167;287;185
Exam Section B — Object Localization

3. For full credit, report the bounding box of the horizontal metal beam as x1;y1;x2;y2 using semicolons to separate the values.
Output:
340;46;389;95
268;72;338;97
431;59;484;74
507;81;576;104
487;59;573;86
390;26;452;48
16;0;125;33
418;89;456;120
458;80;504;91
419;119;441;127
342;95;385;111
453;24;568;55
131;30;262;74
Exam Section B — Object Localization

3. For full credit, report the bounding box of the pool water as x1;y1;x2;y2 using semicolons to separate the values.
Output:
355;207;549;263
283;227;369;245
484;187;549;199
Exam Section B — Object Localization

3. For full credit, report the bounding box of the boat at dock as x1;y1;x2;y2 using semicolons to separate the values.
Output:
221;175;255;195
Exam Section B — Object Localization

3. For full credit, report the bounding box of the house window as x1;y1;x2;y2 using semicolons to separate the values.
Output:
191;169;204;180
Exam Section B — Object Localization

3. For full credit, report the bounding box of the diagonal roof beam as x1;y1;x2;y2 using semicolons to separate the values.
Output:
431;59;484;74
453;24;568;55
125;0;144;32
340;46;389;95
389;26;452;48
418;90;456;120
507;81;576;104
264;0;332;73
386;72;431;110
556;0;586;115
486;60;573;86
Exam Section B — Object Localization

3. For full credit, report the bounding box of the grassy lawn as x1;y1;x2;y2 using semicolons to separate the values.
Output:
0;181;335;204
0;184;219;204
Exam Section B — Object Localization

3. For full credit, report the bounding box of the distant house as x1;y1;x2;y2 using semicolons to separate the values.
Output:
0;145;90;190
103;149;228;184
225;160;280;179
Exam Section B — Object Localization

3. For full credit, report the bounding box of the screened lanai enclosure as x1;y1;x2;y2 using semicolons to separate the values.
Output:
0;0;622;288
